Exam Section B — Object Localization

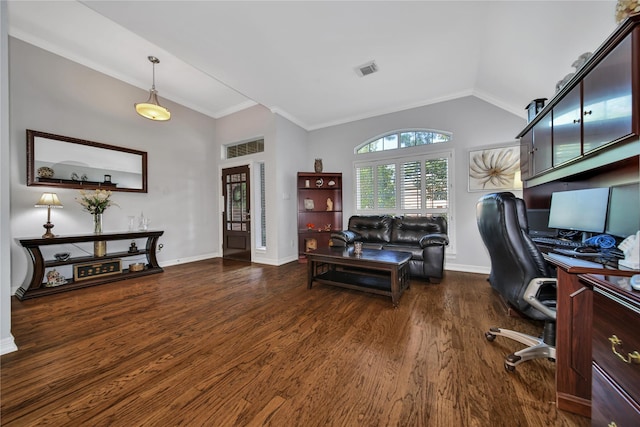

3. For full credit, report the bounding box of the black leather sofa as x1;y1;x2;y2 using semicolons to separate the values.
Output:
330;215;449;282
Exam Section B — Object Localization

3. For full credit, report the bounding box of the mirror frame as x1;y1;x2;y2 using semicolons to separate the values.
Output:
27;130;148;193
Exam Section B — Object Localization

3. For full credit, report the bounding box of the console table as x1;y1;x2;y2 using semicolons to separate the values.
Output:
16;230;164;300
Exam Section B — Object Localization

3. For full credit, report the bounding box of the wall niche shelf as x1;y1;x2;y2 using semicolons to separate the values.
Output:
16;230;164;300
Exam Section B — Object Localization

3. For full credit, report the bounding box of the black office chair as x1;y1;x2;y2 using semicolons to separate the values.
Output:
476;192;557;371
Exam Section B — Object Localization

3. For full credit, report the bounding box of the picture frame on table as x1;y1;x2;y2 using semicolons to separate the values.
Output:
468;142;521;192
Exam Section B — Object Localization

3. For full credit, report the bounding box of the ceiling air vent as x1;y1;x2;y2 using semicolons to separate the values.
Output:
355;61;378;77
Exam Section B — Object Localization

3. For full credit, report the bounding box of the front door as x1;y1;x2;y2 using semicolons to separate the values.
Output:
222;166;251;261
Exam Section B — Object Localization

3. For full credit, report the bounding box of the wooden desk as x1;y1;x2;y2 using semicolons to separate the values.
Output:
580;274;640;425
543;252;636;417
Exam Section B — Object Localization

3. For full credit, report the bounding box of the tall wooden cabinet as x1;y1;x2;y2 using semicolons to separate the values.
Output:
297;172;342;261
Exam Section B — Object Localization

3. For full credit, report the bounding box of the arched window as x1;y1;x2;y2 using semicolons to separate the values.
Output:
354;129;454;251
356;129;451;154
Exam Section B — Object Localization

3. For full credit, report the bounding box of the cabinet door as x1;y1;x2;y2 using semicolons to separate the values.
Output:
583;33;633;153
519;131;533;181
552;84;582;166
532;114;552;175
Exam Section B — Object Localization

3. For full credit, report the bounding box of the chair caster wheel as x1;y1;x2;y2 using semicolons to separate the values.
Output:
485;332;496;342
504;362;515;372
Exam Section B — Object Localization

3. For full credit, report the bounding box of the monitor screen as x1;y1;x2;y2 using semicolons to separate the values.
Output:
526;209;554;236
606;182;640;239
548;187;609;234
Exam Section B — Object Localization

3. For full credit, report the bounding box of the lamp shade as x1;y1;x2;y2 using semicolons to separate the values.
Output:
35;193;63;208
135;89;171;121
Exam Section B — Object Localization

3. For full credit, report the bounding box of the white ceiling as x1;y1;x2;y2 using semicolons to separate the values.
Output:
7;1;619;130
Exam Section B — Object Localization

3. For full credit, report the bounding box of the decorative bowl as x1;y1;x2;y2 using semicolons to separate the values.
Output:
54;252;70;261
37;167;54;178
129;263;146;272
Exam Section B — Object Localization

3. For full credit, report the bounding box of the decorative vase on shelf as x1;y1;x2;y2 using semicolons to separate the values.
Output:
94;213;103;234
93;213;106;257
314;158;323;173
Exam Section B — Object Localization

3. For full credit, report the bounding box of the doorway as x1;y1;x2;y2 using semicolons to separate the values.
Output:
222;165;251;261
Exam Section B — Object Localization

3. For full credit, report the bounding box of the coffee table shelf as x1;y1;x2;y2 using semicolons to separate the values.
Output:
306;247;411;306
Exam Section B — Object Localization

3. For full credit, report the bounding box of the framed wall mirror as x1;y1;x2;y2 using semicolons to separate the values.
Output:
27;130;147;193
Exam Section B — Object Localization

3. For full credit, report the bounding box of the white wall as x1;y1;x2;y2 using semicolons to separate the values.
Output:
1;1;18;355
8;38;219;295
307;96;526;273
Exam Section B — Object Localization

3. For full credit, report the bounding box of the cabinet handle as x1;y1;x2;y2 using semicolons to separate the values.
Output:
584;110;592;116
573;119;581;124
609;335;640;364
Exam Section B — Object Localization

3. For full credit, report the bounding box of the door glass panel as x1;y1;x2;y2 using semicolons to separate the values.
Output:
583;34;632;152
552;85;581;166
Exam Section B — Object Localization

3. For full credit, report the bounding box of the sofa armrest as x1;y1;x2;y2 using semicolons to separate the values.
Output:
330;230;360;246
418;233;449;248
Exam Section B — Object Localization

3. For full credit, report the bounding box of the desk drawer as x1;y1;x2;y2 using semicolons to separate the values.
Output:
592;363;640;426
593;290;640;403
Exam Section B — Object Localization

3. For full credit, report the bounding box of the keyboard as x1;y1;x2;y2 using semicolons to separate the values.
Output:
531;236;583;248
553;248;602;257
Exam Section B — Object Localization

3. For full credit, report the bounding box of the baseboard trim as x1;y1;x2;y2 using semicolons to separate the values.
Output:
445;263;490;275
0;335;18;355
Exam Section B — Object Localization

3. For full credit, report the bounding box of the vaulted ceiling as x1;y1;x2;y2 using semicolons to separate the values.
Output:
7;1;619;130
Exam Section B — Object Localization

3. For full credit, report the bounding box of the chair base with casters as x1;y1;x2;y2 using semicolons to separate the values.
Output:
484;277;557;372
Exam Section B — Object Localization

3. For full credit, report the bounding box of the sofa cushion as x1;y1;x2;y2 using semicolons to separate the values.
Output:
348;215;393;243
381;244;423;260
391;216;447;244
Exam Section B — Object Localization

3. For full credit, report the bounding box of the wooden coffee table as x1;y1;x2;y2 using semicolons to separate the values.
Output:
306;247;412;306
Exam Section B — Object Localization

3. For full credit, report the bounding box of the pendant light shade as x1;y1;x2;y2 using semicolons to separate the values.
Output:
135;56;171;121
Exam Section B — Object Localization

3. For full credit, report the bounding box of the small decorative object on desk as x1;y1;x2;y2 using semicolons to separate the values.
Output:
37;166;54;178
316;178;323;187
128;241;139;253
54;252;70;261
306;222;315;230
328;180;336;187
304;198;315;210
326;197;333;211
45;269;67;287
354;241;363;255
138;212;150;231
616;0;640;23
314;158;323;173
129;263;145;272
324;224;331;231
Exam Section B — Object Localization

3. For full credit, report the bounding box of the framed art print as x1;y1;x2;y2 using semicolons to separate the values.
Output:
468;142;521;192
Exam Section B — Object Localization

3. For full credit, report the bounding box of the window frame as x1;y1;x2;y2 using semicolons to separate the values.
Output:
355;128;452;154
353;129;455;253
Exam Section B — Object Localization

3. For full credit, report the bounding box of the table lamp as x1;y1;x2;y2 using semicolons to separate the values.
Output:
35;193;63;238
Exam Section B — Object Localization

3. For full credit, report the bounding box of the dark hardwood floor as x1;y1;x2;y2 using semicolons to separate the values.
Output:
1;259;588;426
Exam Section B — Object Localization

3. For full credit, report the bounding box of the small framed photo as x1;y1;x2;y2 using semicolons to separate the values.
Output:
468;142;521;192
104;174;112;183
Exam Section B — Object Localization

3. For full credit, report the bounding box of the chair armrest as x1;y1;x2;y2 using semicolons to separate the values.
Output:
418;233;449;248
524;278;557;320
330;230;360;244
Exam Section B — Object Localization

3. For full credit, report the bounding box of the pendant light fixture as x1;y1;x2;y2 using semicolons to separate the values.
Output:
135;56;171;121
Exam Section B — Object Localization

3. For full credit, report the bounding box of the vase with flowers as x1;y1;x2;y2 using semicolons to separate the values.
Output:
76;190;118;256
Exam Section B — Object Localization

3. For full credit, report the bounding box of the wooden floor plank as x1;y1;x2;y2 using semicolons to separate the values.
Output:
1;259;588;426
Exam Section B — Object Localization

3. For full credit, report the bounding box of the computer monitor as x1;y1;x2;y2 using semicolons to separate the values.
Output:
526;209;555;237
606;182;640;239
548;187;609;240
